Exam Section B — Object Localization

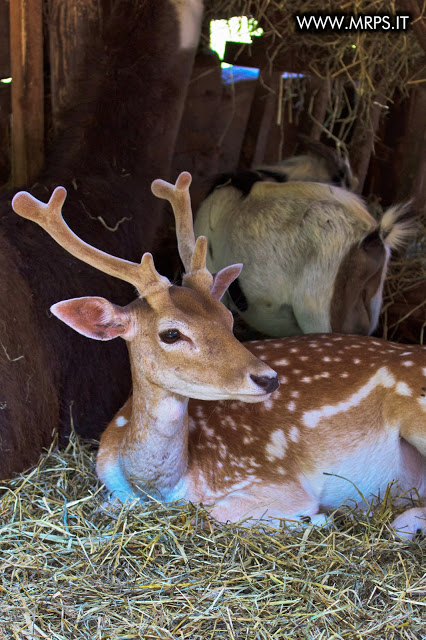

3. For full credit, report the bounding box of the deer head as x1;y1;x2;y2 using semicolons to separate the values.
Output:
12;173;279;402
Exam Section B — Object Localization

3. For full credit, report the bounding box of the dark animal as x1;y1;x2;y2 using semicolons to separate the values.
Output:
0;0;202;478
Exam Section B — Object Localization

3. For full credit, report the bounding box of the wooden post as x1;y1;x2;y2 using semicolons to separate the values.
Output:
309;78;330;141
0;0;11;186
48;0;102;133
396;85;426;214
9;0;44;187
239;69;282;168
349;93;385;194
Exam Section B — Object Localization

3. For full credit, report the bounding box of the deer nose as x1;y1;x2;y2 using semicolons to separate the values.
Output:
250;374;279;393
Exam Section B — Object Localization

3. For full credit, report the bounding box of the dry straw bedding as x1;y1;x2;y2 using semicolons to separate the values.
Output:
0;436;425;640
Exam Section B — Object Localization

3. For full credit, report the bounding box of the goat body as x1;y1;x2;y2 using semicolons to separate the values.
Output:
195;180;412;337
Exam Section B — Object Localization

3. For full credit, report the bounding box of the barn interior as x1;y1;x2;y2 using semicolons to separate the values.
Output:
0;1;425;638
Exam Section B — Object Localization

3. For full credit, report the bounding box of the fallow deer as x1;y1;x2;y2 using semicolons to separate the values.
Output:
0;0;202;479
12;173;426;538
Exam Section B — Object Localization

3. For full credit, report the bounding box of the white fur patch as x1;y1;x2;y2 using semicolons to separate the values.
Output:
265;429;287;460
395;382;412;396
115;416;128;427
289;425;300;442
275;358;289;366
303;367;395;429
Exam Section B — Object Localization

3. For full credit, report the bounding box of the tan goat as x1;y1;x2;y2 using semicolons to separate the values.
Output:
194;179;412;337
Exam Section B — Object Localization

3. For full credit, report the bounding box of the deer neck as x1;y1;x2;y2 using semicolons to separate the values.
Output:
122;369;189;498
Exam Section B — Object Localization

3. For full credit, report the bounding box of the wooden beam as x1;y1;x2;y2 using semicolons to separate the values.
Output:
0;0;10;78
10;0;44;187
48;0;101;133
397;85;426;214
350;93;386;194
239;70;281;168
309;78;330;141
0;0;11;186
224;40;309;75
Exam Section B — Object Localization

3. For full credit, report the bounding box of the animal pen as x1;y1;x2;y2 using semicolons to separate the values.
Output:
0;1;425;639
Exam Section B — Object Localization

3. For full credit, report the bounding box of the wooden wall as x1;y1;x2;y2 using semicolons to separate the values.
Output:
0;2;424;216
171;47;425;216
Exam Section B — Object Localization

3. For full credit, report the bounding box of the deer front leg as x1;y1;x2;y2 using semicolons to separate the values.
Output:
209;480;327;527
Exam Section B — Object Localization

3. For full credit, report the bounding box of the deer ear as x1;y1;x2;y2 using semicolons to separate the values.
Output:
50;297;135;341
210;264;243;301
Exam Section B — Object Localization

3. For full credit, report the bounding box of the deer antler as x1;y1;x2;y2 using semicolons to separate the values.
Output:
151;172;213;291
11;187;170;296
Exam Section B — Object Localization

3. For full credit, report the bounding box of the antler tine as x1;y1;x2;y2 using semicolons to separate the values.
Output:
151;172;198;274
12;187;169;295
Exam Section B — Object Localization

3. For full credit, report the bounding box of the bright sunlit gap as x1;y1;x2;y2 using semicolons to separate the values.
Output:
210;17;263;68
1;77;12;84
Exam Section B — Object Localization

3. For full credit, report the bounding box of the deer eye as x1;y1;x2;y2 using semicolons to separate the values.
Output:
159;329;181;344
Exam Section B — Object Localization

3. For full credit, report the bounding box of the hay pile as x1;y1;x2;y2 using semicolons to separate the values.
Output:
204;0;424;106
1;435;425;639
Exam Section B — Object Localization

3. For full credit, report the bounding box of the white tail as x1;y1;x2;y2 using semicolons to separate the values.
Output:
12;175;426;538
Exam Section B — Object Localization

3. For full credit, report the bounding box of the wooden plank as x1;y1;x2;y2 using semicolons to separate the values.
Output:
9;0;44;187
0;0;10;78
309;78;330;141
396;85;426;213
0;0;10;186
239;70;281;168
349;93;385;194
48;0;101;133
224;40;308;75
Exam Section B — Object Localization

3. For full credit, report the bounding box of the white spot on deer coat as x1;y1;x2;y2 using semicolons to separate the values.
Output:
265;429;287;460
115;416;128;427
304;431;404;509
396;382;412;396
402;361;413;367
289;425;300;442
275;358;289;366
303;367;396;429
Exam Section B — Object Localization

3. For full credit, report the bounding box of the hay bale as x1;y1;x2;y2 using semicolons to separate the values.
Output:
1;434;424;638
